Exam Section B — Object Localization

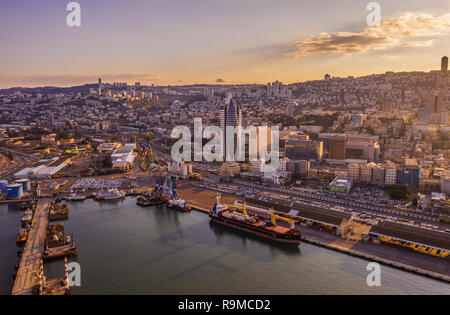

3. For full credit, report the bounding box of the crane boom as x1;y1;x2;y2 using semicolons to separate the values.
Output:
225;201;247;216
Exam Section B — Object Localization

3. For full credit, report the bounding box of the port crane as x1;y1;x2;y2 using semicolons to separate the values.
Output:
163;175;170;197
271;208;296;229
170;177;178;200
226;199;296;230
224;201;248;216
152;163;164;195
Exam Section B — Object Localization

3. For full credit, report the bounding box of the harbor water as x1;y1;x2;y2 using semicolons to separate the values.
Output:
1;199;449;294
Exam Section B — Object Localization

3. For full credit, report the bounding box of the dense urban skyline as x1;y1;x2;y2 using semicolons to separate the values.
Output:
1;0;450;88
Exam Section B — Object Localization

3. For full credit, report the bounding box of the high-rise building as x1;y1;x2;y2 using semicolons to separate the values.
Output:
98;78;103;96
49;112;55;126
329;135;347;160
380;92;393;112
348;163;361;181
441;176;450;195
441;56;448;76
219;98;242;161
360;164;373;183
372;166;385;186
385;167;397;185
342;135;380;162
397;167;421;189
426;92;444;114
287;160;310;178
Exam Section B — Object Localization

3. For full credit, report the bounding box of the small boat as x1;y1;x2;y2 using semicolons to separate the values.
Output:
127;189;139;196
94;189;125;201
20;202;31;211
16;228;28;243
65;193;86;201
166;199;192;212
21;212;33;226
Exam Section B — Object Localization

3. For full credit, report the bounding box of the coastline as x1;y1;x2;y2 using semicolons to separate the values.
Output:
176;182;450;283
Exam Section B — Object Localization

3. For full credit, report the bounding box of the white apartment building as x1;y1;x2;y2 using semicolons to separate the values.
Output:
167;161;193;178
385;167;397;185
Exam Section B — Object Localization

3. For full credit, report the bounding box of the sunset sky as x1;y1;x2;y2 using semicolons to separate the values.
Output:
0;0;449;88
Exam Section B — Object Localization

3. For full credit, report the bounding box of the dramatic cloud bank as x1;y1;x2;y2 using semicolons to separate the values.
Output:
288;13;450;57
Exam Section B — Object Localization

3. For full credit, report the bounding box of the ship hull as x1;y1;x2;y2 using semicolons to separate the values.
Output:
137;197;166;207
94;196;124;201
167;203;192;212
210;216;301;245
16;237;26;243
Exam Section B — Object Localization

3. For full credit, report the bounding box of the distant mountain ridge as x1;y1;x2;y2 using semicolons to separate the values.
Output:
0;84;98;95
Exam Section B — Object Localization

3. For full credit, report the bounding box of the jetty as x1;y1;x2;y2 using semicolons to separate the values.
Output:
12;199;50;295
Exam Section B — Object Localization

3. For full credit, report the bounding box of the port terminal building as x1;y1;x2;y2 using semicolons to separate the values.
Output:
14;157;71;179
111;143;136;171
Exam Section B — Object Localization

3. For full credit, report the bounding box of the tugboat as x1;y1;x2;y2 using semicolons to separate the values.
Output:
94;189;125;201
137;174;167;207
137;194;166;206
20;201;32;211
210;194;302;245
167;199;192;212
165;177;192;212
16;227;28;243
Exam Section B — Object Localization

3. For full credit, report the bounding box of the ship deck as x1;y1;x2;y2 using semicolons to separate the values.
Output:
222;210;292;234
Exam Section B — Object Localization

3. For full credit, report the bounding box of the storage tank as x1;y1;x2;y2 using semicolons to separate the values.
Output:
7;184;23;198
0;180;7;192
15;179;31;191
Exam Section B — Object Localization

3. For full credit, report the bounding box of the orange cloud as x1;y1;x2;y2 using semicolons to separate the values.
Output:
288;12;450;57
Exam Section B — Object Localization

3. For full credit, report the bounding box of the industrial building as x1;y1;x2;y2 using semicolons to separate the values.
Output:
111;143;137;171
14;157;71;179
285;137;323;161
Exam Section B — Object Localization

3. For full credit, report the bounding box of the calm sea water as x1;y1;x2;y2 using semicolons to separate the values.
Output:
1;199;449;295
0;203;24;295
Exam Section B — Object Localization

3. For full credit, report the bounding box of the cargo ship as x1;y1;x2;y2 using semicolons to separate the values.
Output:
166;199;192;212
210;194;301;245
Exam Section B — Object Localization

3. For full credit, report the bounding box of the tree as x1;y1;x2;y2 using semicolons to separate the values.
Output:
103;155;112;168
386;185;410;201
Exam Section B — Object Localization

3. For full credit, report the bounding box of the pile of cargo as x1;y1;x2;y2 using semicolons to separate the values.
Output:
48;203;69;221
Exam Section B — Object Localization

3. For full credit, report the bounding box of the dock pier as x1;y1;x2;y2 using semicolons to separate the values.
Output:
11;199;74;295
12;199;51;295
